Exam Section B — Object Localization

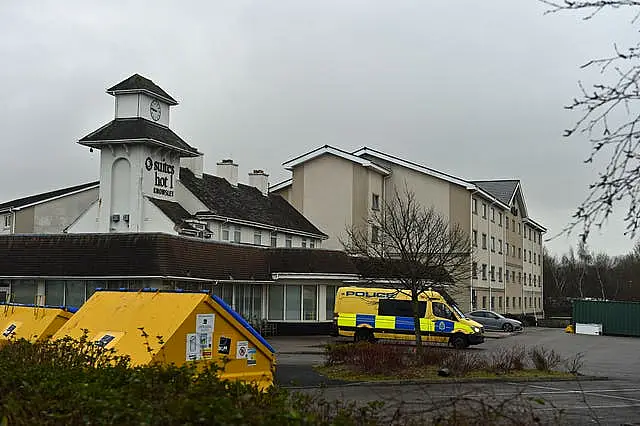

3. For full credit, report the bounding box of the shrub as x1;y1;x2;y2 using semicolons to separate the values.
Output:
488;345;527;374
325;343;408;374
564;352;585;375
529;346;562;371
0;336;396;425
441;350;487;376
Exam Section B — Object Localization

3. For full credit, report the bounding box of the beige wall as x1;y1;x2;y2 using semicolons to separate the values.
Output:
14;209;34;233
33;188;99;233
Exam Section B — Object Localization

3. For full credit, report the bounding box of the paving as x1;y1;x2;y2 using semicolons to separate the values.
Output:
268;328;640;424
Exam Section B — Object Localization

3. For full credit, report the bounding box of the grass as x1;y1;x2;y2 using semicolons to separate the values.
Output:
314;364;575;382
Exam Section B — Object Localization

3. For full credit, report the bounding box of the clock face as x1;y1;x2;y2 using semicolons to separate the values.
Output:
150;99;161;121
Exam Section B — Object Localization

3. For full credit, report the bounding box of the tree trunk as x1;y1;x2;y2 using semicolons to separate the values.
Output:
412;291;422;353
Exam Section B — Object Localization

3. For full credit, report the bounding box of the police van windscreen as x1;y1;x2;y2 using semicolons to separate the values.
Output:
378;299;427;317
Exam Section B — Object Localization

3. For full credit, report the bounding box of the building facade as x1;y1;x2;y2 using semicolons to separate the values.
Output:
273;146;546;316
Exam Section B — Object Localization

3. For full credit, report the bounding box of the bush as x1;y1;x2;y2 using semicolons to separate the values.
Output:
487;345;527;374
0;337;393;425
529;346;562;371
441;351;487;376
325;343;407;374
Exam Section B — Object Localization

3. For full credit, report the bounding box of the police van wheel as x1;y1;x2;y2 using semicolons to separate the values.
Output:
354;329;375;343
450;335;468;349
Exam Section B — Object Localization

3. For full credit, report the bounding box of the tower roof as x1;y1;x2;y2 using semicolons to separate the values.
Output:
107;73;178;105
78;118;199;157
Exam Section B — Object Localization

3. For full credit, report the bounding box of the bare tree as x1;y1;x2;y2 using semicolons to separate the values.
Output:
341;186;472;349
542;1;640;241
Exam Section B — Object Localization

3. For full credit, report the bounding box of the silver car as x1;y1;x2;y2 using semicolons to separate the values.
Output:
466;310;522;332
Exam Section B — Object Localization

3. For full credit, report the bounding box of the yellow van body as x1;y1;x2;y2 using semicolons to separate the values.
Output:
334;287;484;348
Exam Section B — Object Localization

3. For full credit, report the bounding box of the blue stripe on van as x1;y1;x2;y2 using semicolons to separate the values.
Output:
356;314;375;327
395;316;415;331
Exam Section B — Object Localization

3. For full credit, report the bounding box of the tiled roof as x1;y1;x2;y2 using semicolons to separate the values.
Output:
107;74;178;105
79;118;199;156
267;248;358;274
147;198;192;226
180;168;326;237
0;233;356;280
0;181;98;212
472;180;519;206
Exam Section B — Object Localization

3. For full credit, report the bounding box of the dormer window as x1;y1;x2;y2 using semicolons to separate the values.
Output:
3;214;11;229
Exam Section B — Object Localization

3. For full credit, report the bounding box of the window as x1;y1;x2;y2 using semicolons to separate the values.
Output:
538;254;541;265
301;238;307;248
529;250;532;263
498;212;502;226
505;269;509;282
221;223;229;241
472;230;478;246
482;233;487;249
533;232;537;243
233;226;241;243
65;281;86;308
371;193;380;211
472;198;478;214
498;239;502;254
482;296;487;309
518;247;522;259
513;297;516;309
518;272;522;284
432;302;456;321
254;230;262;245
303;286;317;320
472;262;478;279
529;275;532;286
534;275;537;286
3;214;11;229
472;290;477;309
491;207;495;222
512;219;515;231
528;228;532;240
371;225;380;244
518;297;522;308
533;253;537;265
285;235;292;248
512;271;515;282
506;243;509;256
490;266;495;281
45;280;65;306
268;285;284;320
491;236;495;252
506;296;510;308
529;297;532;308
285;286;301;320
518;223;521;235
379;299;427;317
498;296;502;309
270;231;278;247
512;246;516;257
539;275;542;286
491;296;495;310
482;203;487;218
498;267;503;282
326;285;337;320
524;297;527;308
310;240;316;248
482;264;487;280
523;272;527;285
538;298;541;309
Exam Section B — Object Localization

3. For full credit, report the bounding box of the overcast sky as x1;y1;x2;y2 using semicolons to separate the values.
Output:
1;1;637;256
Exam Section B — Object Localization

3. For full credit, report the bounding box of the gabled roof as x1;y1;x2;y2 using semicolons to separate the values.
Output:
472;180;520;206
179;168;327;238
282;145;390;175
0;181;98;213
79;118;199;157
107;73;178;105
352;146;475;189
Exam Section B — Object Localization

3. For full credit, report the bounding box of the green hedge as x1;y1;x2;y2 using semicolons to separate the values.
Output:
0;335;388;425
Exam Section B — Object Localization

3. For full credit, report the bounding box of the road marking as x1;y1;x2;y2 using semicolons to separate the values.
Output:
536;403;640;411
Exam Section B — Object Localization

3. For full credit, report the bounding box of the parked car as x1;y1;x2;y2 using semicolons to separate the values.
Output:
465;310;523;332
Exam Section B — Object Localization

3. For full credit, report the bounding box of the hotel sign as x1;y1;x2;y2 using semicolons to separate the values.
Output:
144;156;176;199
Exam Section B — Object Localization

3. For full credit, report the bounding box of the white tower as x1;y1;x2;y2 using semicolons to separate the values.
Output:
78;74;200;233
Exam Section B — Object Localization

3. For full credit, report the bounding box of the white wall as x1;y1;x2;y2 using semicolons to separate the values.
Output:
66;201;100;233
33;187;99;233
115;94;139;119
142;198;179;233
139;94;170;126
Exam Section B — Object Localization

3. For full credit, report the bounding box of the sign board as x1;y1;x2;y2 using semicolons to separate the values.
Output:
142;154;178;200
236;341;248;359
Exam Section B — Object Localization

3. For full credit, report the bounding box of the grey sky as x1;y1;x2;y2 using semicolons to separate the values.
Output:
0;1;636;256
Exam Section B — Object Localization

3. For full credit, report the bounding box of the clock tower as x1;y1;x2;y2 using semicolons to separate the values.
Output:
78;74;200;233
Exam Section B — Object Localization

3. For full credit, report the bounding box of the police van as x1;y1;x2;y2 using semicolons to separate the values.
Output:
333;286;484;349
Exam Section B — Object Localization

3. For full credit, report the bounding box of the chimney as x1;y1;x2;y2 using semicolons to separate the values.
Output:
217;159;238;186
248;169;269;195
180;154;204;179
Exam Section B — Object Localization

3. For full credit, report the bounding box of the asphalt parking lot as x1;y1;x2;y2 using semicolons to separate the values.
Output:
269;328;640;424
